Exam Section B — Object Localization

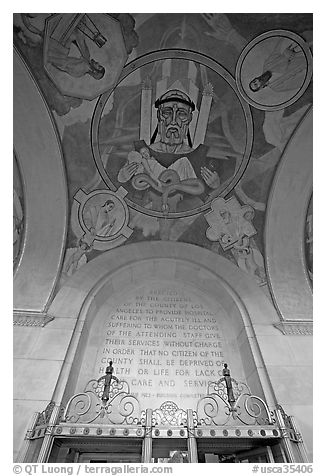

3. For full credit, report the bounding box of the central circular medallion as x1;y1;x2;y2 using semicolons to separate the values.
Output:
91;49;253;218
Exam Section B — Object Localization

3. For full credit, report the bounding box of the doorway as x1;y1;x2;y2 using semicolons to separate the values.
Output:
151;438;189;463
48;435;288;463
196;438;285;463
48;437;142;463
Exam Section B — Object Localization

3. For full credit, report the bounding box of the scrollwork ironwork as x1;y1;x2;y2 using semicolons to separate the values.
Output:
63;378;141;425
35;401;55;426
91;377;126;402
57;405;66;424
207;378;250;403
269;409;277;425
276;404;292;428
191;410;198;427
196;394;230;426
58;377;274;429
197;378;273;426
152;401;187;426
276;404;302;442
237;394;272;425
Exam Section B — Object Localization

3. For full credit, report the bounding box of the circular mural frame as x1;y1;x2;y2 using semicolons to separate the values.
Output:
71;188;133;251
91;49;253;219
235;30;312;111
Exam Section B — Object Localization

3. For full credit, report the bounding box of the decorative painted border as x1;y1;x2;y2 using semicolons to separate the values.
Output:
71;187;133;251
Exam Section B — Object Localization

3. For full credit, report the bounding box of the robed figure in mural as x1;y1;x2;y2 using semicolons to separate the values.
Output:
118;89;223;215
48;26;105;80
249;39;306;94
83;199;118;237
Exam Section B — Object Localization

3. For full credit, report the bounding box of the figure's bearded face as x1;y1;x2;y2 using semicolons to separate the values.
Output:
157;101;192;146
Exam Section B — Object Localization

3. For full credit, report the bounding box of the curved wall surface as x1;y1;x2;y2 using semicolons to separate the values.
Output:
13;49;68;313
47;241;281;409
265;109;313;321
14;241;313;461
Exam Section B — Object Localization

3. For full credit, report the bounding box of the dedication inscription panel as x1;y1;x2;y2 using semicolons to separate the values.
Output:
96;281;227;409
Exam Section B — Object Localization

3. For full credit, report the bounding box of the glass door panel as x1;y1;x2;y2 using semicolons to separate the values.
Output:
79;453;141;463
152;438;189;463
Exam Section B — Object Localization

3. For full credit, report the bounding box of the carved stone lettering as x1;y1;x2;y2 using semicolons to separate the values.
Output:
95;282;227;408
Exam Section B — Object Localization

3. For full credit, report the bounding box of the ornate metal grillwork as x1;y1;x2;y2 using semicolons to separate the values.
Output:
208;378;250;403
276;404;302;443
62;379;141;425
196;379;273;427
277;404;292;428
151;401;187;426
29;376;275;436
35;401;55;426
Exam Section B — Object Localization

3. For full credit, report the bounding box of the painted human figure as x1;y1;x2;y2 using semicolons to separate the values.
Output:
118;89;221;191
122;148;164;190
48;23;105;80
15;13;105;80
222;363;235;405
217;207;254;249
62;228;97;278
121;146;197;191
140;146;197;183
249;39;306;93
232;235;266;285
98;361;119;404
229;208;266;285
62;240;92;277
84;199;117;237
215;206;266;285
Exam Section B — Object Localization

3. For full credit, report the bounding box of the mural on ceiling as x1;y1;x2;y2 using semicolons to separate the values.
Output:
13;13;138;113
236;29;312;111
13;13;313;289
43;14;128;100
205;197;266;285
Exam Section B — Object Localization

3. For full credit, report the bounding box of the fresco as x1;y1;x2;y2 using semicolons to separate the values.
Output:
236;30;312;111
13;13;313;290
92;53;253;217
43;14;127;100
71;188;132;249
13;13;138;114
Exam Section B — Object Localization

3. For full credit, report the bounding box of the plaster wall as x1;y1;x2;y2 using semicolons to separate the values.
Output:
262;109;313;460
13;49;68;313
256;325;313;460
13;317;76;461
265;110;312;321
